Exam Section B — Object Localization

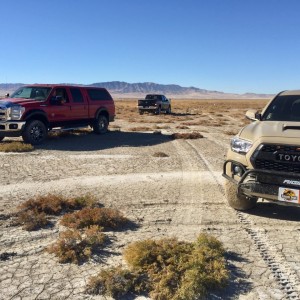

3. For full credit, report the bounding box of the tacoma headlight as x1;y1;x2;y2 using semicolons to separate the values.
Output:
231;137;252;154
7;106;25;120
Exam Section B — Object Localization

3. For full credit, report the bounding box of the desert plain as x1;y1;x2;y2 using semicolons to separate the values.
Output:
1;99;300;300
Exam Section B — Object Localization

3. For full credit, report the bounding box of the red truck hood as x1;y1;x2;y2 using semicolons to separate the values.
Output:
0;98;40;107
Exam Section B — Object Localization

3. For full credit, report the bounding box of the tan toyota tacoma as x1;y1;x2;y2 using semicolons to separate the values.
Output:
223;90;300;210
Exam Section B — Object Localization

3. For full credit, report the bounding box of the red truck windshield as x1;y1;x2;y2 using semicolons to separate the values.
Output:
10;86;52;100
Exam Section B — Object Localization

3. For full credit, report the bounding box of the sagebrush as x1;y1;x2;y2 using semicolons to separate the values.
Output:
87;233;228;299
47;225;106;264
60;207;128;230
16;194;97;231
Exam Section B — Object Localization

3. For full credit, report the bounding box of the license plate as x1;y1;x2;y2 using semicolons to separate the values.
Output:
278;187;300;203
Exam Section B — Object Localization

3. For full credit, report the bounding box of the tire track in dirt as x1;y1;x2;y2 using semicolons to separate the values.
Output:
168;139;226;229
186;139;300;299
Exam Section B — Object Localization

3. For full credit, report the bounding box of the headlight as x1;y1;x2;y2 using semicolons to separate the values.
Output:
7;106;25;120
230;137;252;154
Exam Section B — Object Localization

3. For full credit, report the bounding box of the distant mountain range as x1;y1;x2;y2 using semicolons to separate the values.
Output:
0;81;274;99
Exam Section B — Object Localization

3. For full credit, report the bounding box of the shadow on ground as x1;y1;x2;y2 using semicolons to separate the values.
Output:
208;251;253;299
246;201;300;222
36;130;172;152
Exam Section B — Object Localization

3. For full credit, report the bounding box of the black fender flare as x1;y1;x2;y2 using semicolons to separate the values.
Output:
95;107;109;122
23;110;49;127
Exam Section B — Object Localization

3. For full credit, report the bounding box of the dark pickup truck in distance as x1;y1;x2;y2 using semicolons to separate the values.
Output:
0;84;115;144
138;94;171;115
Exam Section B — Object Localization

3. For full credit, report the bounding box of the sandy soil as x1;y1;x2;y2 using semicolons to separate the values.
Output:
0;100;300;300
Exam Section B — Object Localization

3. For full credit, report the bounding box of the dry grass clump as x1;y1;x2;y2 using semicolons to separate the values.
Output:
128;126;152;132
17;209;49;231
154;125;170;130
87;234;228;299
47;225;106;264
0;141;34;152
60;207;128;230
16;194;97;231
181;121;204;126
171;132;204;139
224;129;238;136
152;152;169;158
86;266;145;297
48;129;90;139
176;125;190;129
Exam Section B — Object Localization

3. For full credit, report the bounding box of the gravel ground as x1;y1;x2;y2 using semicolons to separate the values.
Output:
0;105;300;300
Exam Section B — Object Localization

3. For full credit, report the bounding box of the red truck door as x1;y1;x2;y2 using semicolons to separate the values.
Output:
68;87;89;120
47;87;71;122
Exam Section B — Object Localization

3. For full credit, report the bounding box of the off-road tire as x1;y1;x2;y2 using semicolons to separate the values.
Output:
139;110;144;115
0;136;4;142
155;106;161;115
93;114;108;134
22;120;47;145
166;106;172;114
225;180;257;210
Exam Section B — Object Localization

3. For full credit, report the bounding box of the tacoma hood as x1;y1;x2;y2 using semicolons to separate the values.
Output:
0;98;39;108
239;121;300;143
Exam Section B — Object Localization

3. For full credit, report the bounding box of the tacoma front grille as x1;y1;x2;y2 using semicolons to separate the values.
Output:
252;144;300;174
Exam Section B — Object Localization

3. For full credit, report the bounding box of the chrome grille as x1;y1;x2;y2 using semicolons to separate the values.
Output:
0;108;6;121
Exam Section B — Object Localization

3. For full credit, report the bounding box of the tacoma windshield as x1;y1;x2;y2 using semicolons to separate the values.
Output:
262;95;300;122
10;86;51;100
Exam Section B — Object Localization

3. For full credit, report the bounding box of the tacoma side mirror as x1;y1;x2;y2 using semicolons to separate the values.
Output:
245;109;261;121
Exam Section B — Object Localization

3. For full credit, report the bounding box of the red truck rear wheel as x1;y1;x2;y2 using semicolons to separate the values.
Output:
93;114;108;134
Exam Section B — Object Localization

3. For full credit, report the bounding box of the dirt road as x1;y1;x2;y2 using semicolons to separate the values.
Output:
1;100;300;300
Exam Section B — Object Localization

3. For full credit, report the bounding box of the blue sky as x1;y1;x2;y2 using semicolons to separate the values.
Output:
1;0;300;94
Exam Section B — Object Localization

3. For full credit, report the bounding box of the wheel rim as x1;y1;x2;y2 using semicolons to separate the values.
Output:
98;116;106;130
30;125;44;142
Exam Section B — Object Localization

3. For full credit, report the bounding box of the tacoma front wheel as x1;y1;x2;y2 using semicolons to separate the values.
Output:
225;180;257;211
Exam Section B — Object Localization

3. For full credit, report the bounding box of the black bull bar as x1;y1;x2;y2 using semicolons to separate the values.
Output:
222;160;300;206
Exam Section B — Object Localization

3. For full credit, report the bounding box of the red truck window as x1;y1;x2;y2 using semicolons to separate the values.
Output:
70;88;84;103
87;89;112;101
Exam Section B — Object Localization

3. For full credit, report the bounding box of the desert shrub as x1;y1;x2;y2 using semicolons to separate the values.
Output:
128;126;152;132
176;125;190;129
86;266;147;297
0;141;34;152
48;129;89;139
224;129;238;136
18;194;96;215
153;152;169;158
154;125;170;130
16;194;97;231
171;132;204;139
47;225;105;264
17;209;49;231
88;234;228;299
60;207;128;230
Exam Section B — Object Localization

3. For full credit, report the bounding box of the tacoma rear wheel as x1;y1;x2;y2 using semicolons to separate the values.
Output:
93;114;108;134
22;120;47;145
225;180;257;211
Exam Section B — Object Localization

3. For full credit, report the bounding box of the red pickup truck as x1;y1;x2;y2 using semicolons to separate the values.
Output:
0;84;115;144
